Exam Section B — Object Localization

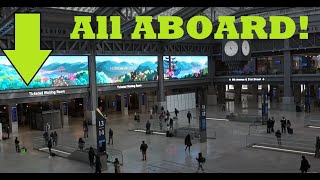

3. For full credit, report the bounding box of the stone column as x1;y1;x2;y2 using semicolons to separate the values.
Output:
8;104;18;134
86;41;98;125
234;84;242;104
121;94;128;116
157;53;166;112
59;100;69;128
282;39;294;109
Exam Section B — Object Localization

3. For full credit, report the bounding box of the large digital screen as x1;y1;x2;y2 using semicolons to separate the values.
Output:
163;56;208;80
0;56;88;91
96;56;158;84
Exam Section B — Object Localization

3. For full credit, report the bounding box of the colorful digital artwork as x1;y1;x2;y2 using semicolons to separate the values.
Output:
96;56;158;84
163;56;208;80
0;56;89;91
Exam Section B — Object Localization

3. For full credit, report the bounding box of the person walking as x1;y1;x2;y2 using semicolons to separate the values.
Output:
161;106;164;112
287;120;292;134
88;147;95;168
155;105;158;114
315;137;320;158
83;120;89;138
108;128;113;145
15;137;20;153
50;132;55;146
187;111;192;125
140;141;148;161
95;154;102;173
275;130;282;145
280;117;286;133
196;152;206;173
174;108;179;118
300;156;311;173
150;108;153;119
114;158;120;173
185;134;192;152
48;138;53;157
166;110;170;120
53;131;58;146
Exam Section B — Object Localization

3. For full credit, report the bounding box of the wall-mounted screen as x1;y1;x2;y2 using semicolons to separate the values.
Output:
0;56;89;91
163;56;208;80
96;56;158;84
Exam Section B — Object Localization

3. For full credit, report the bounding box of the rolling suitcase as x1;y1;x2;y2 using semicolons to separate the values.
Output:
288;128;293;134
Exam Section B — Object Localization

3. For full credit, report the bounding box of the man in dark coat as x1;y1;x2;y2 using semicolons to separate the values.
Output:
88;147;95;168
187;111;192;125
146;121;151;134
140;141;148;161
300;156;310;173
48;138;53;156
95;154;102;173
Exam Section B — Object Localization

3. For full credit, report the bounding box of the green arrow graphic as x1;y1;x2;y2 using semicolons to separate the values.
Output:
2;13;52;86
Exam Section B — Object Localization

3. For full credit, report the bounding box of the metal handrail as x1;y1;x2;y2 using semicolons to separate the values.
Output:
32;137;124;165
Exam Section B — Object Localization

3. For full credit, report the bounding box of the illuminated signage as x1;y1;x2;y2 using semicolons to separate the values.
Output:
229;78;265;82
116;84;142;89
28;90;66;96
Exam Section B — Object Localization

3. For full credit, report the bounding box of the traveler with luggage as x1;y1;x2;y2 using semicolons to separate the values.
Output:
280;117;287;133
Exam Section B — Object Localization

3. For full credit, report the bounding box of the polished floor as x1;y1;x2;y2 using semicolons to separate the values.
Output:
1;98;320;173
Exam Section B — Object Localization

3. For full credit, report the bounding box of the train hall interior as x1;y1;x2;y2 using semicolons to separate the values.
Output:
0;7;320;173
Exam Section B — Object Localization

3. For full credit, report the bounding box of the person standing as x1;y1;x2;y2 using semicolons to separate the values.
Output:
48;138;53;157
280;117;286;133
315;137;320;158
146;120;151;135
169;118;174;130
15;137;20;153
275;130;282;145
222;104;226;111
83;120;89;138
161;106;164;112
287;120;292;134
53;131;58;146
140;141;148;161
174;108;179;118
95;154;102;173
150;108;153;119
114;158;120;173
108;128;113;145
271;117;275;132
300;156;311;173
267;118;272;134
187;111;192;125
159;119;163;131
166;110;170;120
6;124;10;139
45;122;50;133
185;134;192;152
88;147;95;168
155;105;158;114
